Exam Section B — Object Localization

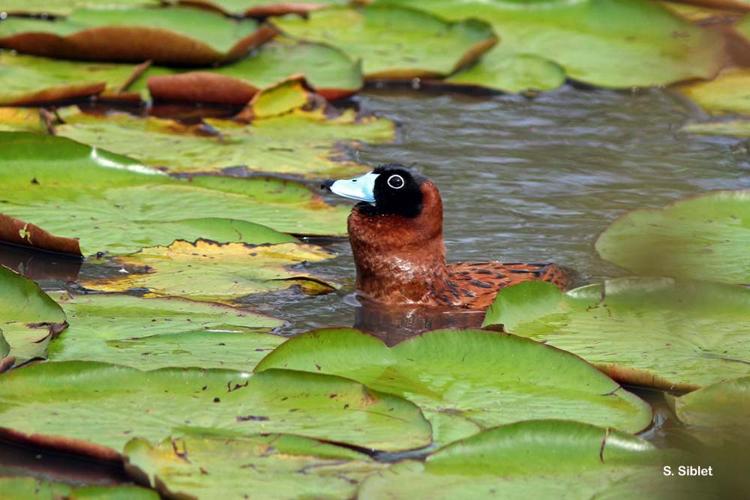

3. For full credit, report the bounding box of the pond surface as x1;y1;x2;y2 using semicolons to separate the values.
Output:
248;85;750;335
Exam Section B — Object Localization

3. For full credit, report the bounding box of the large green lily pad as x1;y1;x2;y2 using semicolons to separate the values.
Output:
256;328;652;445
0;266;67;364
0;7;276;65
173;0;348;17
125;433;381;500
671;376;750;444
595;190;750;285
147;38;363;103
0;52;145;105
0;1;160;16
445;50;566;93
0;132;348;255
484;278;750;391
55;108;394;178
0;477;158;500
83;239;335;303
379;0;725;88
47;292;284;370
0;361;432;456
677;68;750;115
274;5;497;79
358;420;687;499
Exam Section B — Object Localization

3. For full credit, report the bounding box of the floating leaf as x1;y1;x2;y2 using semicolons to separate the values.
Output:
0;7;276;65
256;328;652;445
445;51;566;93
0;362;432;455
682;119;750;136
379;0;726;88
595;190;750;284
0;266;67;364
147;38;363;103
0;477;158;500
358;420;681;499
677;68;750;115
0;52;146;105
671;376;750;441
0;1;161;17
275;5;497;79
48;292;284;370
0;108;47;133
238;76;313;120
172;0;348;17
0;132;348;255
56;108;394;178
484;278;750;391
82;239;335;303
125;433;382;500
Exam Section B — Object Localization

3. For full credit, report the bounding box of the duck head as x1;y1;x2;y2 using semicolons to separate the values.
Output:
323;164;450;305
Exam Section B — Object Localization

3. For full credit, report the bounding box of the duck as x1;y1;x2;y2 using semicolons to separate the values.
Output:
322;164;571;309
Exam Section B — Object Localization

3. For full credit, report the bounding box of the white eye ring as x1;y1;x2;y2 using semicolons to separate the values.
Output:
387;174;405;189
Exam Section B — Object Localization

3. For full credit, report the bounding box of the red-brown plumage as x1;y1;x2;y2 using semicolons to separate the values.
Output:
347;179;570;309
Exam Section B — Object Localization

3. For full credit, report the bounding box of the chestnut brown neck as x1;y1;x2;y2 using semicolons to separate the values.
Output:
347;181;452;305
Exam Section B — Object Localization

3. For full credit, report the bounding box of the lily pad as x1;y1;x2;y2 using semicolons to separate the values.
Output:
82;239;335;303
125;433;381;500
274;5;497;79
379;0;726;88
47;292;285;370
0;132;348;255
0;108;47;133
0;265;67;364
0;52;146;105
0;1;160;17
682;119;750;136
173;0;348;17
677;68;750;115
55;108;394;178
0;361;432;455
484;278;750;391
358;420;681;500
256;328;652;445
445;51;566;93
595;190;750;284
237;76;313;121
0;7;276;65
147;38;363;103
671;376;750;444
0;477;158;500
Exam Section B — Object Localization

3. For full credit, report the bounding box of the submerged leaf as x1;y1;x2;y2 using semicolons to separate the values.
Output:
380;0;726;88
595;190;750;284
48;292;284;370
82;239;335;303
682;119;750;136
0;7;276;65
125;433;381;500
358;420;682;499
0;266;67;364
0;362;432;455
484;278;750;390
256;328;652;445
55;108;394;178
275;5;497;79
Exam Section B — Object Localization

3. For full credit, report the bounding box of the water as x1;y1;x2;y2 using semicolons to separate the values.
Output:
245;85;750;335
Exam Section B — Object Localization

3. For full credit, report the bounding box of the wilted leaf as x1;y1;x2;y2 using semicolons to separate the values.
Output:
0;477;158;500
56;108;394;178
82;239;335;303
147;38;363;103
48;292;284;370
0;132;348;255
125;433;381;500
0;7;276;65
0;265;67;364
677;67;750;115
445;51;566;93
595;190;750;284
275;5;497;79
0;213;81;257
0;362;432;455
358;420;681;500
484;278;750;391
380;0;726;88
256;328;652;445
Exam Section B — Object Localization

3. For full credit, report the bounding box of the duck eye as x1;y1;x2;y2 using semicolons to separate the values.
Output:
387;174;405;189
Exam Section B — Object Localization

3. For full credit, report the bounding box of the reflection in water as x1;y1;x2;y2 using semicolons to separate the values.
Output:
0;243;82;283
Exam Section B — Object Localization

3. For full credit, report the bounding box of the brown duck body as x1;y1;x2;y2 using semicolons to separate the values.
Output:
348;179;569;309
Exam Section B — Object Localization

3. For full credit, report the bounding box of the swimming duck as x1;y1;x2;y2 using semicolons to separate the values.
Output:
322;164;570;309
